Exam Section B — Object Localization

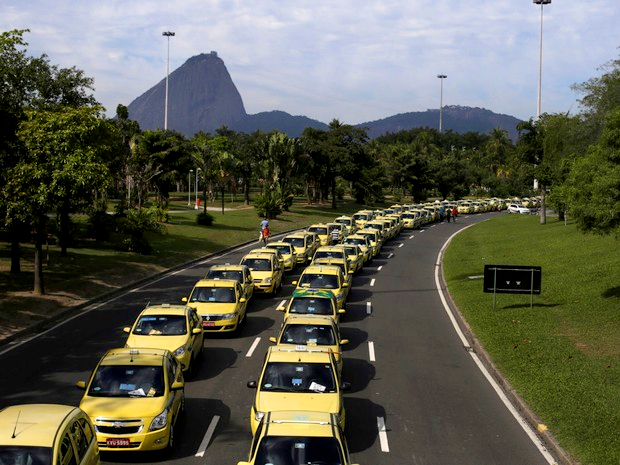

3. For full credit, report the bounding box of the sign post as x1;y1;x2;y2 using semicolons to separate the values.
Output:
483;265;542;310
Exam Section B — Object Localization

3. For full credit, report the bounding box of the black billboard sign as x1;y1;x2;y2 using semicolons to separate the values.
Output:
483;265;542;295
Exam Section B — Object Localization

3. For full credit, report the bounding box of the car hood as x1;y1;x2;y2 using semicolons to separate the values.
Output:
188;302;238;314
256;391;340;414
249;270;275;280
125;334;188;352
80;395;168;420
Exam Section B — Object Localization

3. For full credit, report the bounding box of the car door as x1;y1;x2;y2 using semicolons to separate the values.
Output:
189;309;204;361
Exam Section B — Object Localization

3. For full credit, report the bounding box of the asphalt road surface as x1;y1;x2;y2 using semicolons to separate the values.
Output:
0;212;557;465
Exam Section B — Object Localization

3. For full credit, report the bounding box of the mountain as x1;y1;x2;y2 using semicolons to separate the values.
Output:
127;52;522;140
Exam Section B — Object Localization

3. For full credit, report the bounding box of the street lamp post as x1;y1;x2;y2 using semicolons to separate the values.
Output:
534;0;550;119
162;31;175;130
437;74;447;133
188;169;193;206
195;168;201;210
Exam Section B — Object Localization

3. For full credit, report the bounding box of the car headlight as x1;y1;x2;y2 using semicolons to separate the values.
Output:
149;408;169;431
254;410;265;422
263;277;273;284
173;345;186;357
221;312;237;320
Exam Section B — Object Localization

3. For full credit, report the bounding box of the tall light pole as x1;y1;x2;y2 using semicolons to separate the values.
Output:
162;31;175;130
188;169;193;206
195;167;201;209
437;74;447;133
534;0;550;119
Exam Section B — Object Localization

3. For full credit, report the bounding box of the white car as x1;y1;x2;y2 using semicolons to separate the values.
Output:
507;203;530;214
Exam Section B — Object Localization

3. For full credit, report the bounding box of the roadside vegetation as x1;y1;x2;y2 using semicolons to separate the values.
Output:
443;214;620;465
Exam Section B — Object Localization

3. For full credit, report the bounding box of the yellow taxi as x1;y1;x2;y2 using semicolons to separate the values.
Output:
312;245;347;262
356;228;383;258
277;289;344;323
401;211;421;229
293;264;349;310
310;257;352;298
342;234;372;263
182;278;248;332
0;404;100;465
240;251;284;295
246;346;350;434
334;215;357;235
351;210;373;228
123;304;204;376
76;348;184;452
269;314;348;372
364;219;388;241
264;241;297;271
237;410;358;465
307;224;332;246
335;243;364;274
204;264;254;301
385;213;404;235
282;232;318;266
248;247;284;269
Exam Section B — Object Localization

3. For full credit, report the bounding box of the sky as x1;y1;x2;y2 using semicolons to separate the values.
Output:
2;0;619;125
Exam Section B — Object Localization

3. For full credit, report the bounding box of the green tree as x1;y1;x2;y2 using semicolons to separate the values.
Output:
6;106;111;294
563;108;620;235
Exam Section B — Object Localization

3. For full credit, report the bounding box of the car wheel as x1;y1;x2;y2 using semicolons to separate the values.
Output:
167;421;175;450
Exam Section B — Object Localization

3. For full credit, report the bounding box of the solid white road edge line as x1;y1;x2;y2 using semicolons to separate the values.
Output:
367;301;372;314
435;225;557;465
195;415;220;457
377;416;390;452
370;278;376;287
246;337;261;357
368;341;376;362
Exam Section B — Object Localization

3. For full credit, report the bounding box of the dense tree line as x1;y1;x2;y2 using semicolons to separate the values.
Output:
2;29;618;293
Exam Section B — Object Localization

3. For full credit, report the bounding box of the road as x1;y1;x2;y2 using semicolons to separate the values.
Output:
0;212;556;465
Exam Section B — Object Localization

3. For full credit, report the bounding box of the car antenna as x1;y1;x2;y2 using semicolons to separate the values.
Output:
11;410;21;438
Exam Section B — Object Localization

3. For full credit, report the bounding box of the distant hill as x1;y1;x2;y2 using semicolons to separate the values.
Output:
127;52;522;140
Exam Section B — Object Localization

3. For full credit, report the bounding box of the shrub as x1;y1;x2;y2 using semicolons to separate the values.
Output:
116;208;165;254
196;212;215;226
87;202;115;241
253;192;282;219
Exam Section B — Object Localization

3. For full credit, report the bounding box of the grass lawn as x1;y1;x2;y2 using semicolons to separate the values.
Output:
0;199;363;339
443;214;620;465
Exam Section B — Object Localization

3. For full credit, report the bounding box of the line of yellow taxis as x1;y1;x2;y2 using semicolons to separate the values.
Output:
0;202;483;464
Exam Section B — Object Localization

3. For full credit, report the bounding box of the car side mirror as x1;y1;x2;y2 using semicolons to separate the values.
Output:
181;296;188;303
342;282;349;287
192;327;202;335
291;281;298;286
123;327;131;334
240;297;247;303
341;381;351;391
340;339;349;345
171;380;184;391
338;309;346;314
247;380;258;389
75;381;86;390
277;306;285;312
269;337;277;343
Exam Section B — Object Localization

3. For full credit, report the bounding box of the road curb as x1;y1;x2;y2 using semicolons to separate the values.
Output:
437;245;575;465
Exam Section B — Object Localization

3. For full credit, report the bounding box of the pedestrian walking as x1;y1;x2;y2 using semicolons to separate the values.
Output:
446;208;452;223
259;218;270;245
452;207;458;222
331;226;341;244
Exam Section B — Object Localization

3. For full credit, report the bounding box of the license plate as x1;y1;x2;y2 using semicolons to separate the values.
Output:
203;322;215;327
106;438;130;447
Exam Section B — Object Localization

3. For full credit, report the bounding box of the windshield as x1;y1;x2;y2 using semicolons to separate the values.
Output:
0;447;51;465
261;362;336;392
88;365;164;397
255;436;343;465
343;247;358;258
289;297;334;315
308;227;327;235
335;219;350;226
205;269;243;283
283;237;305;247
190;286;235;303
241;258;272;271
344;238;366;247
281;324;337;345
360;233;376;242
298;274;338;289
267;245;292;255
314;251;344;260
133;315;186;335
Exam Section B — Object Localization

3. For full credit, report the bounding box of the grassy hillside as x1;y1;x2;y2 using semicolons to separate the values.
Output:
444;214;619;465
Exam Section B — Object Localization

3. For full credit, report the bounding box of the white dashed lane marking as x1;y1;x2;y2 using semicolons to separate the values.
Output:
195;415;220;457
246;337;261;357
377;265;383;271
370;278;376;287
398;243;404;248
368;341;376;361
366;301;372;314
377;416;390;452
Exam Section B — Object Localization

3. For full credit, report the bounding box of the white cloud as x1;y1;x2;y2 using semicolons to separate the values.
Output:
2;0;618;123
